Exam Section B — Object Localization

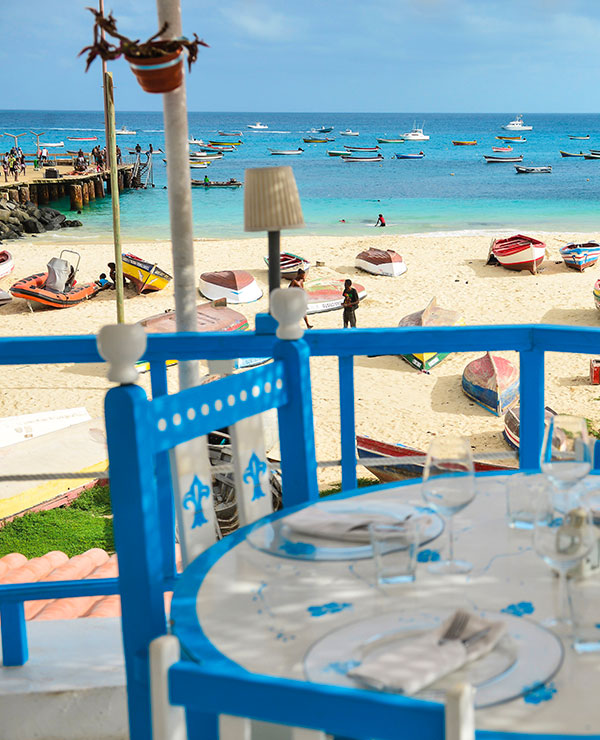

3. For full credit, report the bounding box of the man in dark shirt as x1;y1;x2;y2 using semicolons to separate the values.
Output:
342;279;359;328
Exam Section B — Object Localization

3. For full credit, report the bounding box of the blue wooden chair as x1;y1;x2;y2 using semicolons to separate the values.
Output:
100;290;474;740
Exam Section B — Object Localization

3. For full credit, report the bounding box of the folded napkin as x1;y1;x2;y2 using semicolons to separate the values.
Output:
347;610;506;695
284;507;409;543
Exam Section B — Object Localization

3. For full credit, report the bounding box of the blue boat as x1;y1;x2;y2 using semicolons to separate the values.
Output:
462;352;519;416
559;241;600;272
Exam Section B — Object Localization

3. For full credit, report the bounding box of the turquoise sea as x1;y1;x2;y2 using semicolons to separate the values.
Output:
2;110;600;240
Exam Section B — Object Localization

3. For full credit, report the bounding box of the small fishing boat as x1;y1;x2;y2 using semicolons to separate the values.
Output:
264;252;310;280
268;148;304;155
584;153;600;160
492;146;513;152
218;131;242;137
208;140;242;146
0;290;11;307
569;135;590;140
395;152;425;159
122;253;172;294
327;150;352;156
452;140;477;146
304;279;366;314
487;234;546;274
559;151;584;157
191;179;242;188
594;279;600;310
9;250;102;309
115;127;136;135
504;406;556;450
247;122;268;130
377;137;404;143
344;145;380;152
398;297;463;371
67;136;98;141
199;270;262;303
515;165;552;173
462;352;519;416
342;154;384;162
355;247;407;277
496;136;524;141
484;154;524;163
559;242;600;272
340;130;359;136
189;162;210;169
402;124;429;141
303;137;334;143
0;250;14;280
356;435;514;481
40;141;64;148
140;300;249;335
502;114;532;131
314;126;333;133
197;144;235;153
188;137;204;145
190;151;223;160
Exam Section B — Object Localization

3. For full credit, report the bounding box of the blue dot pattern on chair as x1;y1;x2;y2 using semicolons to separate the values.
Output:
501;601;535;617
307;602;353;617
523;682;557;704
182;475;211;529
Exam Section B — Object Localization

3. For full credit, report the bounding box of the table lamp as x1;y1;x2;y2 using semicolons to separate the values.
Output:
244;166;305;301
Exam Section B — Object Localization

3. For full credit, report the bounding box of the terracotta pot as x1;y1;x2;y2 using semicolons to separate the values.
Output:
125;48;184;94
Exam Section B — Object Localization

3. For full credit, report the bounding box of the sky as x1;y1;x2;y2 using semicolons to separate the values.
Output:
2;0;600;112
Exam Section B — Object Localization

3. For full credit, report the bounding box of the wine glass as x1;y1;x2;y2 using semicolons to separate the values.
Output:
541;415;592;509
534;487;595;636
422;435;475;574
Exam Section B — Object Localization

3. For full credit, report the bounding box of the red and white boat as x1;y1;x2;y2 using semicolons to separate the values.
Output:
198;270;262;303
355;248;407;277
66;136;98;141
304;279;366;314
0;250;14;280
264;252;310;280
461;352;519;416
139;301;248;335
492;145;513;152
487;234;546;274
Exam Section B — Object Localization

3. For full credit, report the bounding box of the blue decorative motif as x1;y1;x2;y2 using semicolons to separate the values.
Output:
243;451;267;501
501;601;535;617
324;660;361;675
308;602;352;618
279;540;317;557
182;475;211;529
417;548;441;563
523;682;557;704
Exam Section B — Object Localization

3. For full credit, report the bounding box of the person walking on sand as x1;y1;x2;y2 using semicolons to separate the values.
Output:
375;213;386;227
342;278;359;328
289;268;313;329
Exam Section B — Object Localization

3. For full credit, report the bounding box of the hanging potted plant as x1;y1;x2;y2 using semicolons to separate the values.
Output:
79;8;208;94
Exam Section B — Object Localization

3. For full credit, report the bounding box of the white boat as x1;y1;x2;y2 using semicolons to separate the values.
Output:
339;129;359;136
502;115;532;131
188;137;204;145
190;151;223;160
401;122;429;141
515;165;552;174
116;126;136;135
39;141;64;148
199;270;262;304
189;162;209;169
355;248;407;277
268;148;304;155
248;122;268;130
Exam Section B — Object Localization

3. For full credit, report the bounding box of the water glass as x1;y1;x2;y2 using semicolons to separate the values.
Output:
505;473;548;529
369;521;420;585
541;415;592;495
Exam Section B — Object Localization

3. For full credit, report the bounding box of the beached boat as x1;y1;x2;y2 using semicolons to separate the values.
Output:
559;242;600;272
342;154;384;162
314;126;334;133
452;140;477;145
402;124;429;141
484;154;524;163
199;270;262;304
122;253;172;294
487;234;546;274
10;251;102;309
398;297;463;371
40;141;64;147
268;148;304;155
502;114;532;131
344;145;380;152
303;137;334;143
247;122;268;130
461;352;519;416
356;435;514;480
0;250;14;280
0;290;12;307
377;137;404;143
327;150;352;156
395;152;425;159
191;179;242;188
569;135;590;140
67;136;97;141
355;248;407;277
115;127;136;135
594;279;600;310
340;130;359;136
504;406;556;451
559;151;584;157
515;165;552;173
304;279;366;314
264;252;310;280
492;146;513;152
218;131;242;137
140;300;249;335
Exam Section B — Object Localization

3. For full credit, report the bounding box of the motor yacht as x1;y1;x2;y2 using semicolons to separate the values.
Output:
402;123;429;141
248;122;268;130
502;115;533;131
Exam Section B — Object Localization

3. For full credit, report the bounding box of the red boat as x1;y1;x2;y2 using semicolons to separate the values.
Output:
492;145;513;152
487;234;546;274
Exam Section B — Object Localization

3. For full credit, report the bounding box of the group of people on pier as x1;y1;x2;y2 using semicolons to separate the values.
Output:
2;147;26;182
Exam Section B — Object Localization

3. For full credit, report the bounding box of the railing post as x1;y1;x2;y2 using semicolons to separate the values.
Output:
518;347;545;471
338;356;357;491
1;602;28;666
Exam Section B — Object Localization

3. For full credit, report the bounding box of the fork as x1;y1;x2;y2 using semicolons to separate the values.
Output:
438;610;469;644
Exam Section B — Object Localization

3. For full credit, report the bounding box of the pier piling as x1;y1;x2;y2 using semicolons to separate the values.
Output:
82;181;90;206
38;184;49;205
70;184;83;211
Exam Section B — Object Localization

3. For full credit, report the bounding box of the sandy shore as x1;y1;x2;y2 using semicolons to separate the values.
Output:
1;231;599;486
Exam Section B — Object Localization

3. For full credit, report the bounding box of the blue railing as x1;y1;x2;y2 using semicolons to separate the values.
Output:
1;319;599;667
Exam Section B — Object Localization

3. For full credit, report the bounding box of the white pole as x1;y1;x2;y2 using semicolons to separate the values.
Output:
156;0;199;390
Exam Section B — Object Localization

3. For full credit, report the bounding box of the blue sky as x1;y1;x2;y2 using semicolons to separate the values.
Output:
2;0;600;112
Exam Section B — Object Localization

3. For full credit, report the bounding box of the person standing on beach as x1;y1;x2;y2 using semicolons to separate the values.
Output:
375;213;386;227
2;153;9;183
289;268;313;329
342;279;359;328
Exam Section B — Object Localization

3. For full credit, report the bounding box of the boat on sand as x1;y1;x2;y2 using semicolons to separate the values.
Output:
559;242;600;272
486;234;546;274
139;300;248;335
0;290;11;307
0;250;14;279
504;406;556;450
264;252;310;280
122;253;172;294
304;279;366;314
462;352;519;416
355;247;407;277
398;297;463;371
199;270;262;304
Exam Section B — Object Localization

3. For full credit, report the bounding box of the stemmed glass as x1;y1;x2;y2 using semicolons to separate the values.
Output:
422;435;475;574
541;415;592;508
533;487;595;636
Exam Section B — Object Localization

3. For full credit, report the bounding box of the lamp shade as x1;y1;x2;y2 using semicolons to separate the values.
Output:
244;166;305;232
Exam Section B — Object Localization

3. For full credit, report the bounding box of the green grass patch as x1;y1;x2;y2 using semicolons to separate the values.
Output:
319;477;377;498
0;483;114;559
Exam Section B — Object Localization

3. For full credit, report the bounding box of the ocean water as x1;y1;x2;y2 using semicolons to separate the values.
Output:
2;110;600;240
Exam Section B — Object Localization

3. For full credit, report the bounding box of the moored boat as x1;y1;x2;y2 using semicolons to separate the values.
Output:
355;248;407;277
268;148;304;155
39;141;64;147
492;146;513;152
199;270;262;304
398;297;463;371
402;123;429;141
395;152;425;159
377;137;404;143
461;352;519;416
515;165;552;173
340;129;359;136
452;140;477;145
208;140;242;146
327;150;352;156
496;136;524;141
502;114;532;131
218;131;242;136
190;151;223;160
314;126;333;133
304;279;366;314
188;137;204;145
342;154;384;162
559;242;600;272
0;250;14;279
303;137;334;143
115;127;136;135
247;122;268;130
264;252;310;280
122;253;172;294
67;136;97;141
484;154;524;163
569;135;590;140
487;234;546;274
344;145;380;152
191;179;242;188
583;153;600;160
188;162;209;169
559;150;584;157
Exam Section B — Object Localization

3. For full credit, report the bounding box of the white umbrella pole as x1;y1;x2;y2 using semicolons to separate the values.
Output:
156;0;199;389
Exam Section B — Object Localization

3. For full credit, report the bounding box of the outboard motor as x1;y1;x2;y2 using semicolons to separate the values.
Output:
45;257;70;293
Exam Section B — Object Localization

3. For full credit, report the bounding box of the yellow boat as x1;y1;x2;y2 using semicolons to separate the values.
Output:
496;136;522;141
452;140;477;146
122;253;172;294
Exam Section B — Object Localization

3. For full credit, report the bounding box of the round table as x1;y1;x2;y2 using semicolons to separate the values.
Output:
171;476;600;736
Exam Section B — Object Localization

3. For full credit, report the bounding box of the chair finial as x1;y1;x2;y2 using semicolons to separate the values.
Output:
270;287;307;340
97;324;147;384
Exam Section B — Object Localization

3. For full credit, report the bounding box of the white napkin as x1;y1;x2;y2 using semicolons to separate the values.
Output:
348;610;506;695
284;507;408;543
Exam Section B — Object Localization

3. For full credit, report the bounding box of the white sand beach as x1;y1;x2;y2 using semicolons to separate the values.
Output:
1;231;599;486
